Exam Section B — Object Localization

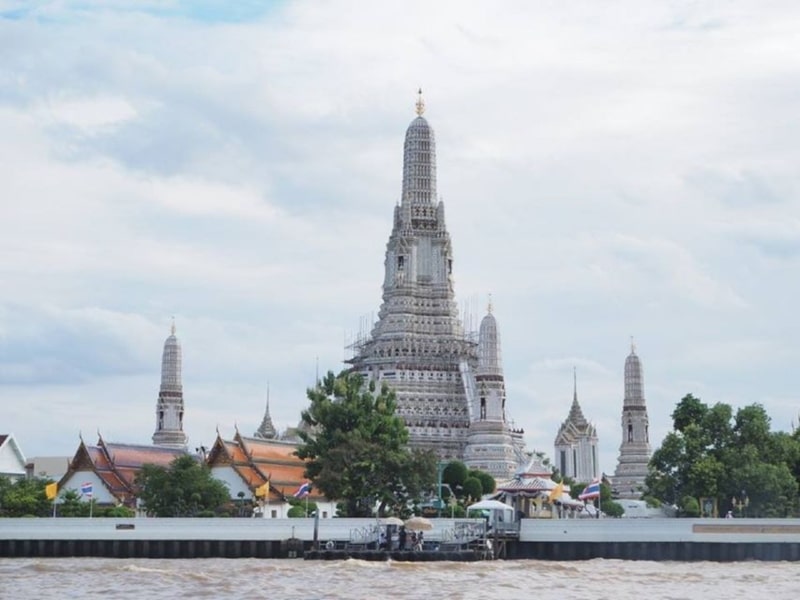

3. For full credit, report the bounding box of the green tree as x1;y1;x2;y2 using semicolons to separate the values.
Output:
136;455;230;517
442;461;468;491
470;470;496;496
0;476;52;517
462;476;483;502
286;496;318;518
646;395;800;517
296;370;436;517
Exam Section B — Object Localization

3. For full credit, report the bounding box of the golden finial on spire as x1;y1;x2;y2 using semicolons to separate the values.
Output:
415;88;425;116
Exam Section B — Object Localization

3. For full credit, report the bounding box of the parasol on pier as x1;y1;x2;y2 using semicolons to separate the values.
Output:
404;516;433;531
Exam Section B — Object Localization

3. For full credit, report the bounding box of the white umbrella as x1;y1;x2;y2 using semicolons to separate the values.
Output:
404;516;434;531
467;499;515;511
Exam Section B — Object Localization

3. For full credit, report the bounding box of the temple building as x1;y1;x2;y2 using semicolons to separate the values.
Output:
152;322;188;449
0;434;27;481
348;92;525;470
554;369;599;483
612;341;652;499
58;434;186;507
205;428;336;518
463;303;524;479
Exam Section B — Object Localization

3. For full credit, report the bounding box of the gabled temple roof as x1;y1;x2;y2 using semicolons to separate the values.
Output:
0;433;27;478
59;435;189;506
206;431;321;501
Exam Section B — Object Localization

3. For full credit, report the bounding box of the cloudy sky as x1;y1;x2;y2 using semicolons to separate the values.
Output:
2;1;798;476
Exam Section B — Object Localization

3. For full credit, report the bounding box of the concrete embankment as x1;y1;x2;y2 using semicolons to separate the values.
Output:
2;517;800;561
506;518;800;561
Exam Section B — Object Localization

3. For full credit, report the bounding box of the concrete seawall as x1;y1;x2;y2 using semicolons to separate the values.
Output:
2;518;799;561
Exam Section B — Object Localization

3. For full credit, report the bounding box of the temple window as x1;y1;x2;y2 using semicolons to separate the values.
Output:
447;259;452;274
398;256;405;270
627;422;633;442
480;398;486;420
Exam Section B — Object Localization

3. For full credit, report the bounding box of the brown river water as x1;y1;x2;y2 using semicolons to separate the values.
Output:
1;557;798;599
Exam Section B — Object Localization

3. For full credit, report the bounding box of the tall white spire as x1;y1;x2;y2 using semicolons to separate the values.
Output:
349;94;475;460
613;339;652;499
152;322;188;448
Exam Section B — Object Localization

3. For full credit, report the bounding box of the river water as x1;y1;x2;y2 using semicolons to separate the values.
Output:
1;557;798;599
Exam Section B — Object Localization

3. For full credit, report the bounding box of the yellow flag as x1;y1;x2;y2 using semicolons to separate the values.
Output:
548;481;564;503
45;482;58;500
255;481;269;497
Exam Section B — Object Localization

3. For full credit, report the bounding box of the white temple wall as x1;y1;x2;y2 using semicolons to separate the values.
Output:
59;470;117;504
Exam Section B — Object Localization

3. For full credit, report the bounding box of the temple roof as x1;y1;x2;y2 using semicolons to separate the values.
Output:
206;431;320;501
59;436;189;506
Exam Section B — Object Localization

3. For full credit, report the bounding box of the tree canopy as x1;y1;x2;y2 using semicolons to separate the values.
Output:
295;370;436;517
0;476;52;517
646;394;800;517
135;455;230;517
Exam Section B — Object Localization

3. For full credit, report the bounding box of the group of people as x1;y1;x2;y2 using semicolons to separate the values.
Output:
379;526;424;551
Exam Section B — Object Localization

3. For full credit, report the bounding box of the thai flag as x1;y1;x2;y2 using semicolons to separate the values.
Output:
81;482;93;498
578;478;601;501
293;481;311;498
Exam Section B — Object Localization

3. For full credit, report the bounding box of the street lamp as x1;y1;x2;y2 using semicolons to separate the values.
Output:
732;490;749;517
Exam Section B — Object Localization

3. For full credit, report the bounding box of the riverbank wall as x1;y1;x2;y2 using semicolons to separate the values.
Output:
2;518;799;561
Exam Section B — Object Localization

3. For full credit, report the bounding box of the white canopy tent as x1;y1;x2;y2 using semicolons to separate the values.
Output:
467;499;516;526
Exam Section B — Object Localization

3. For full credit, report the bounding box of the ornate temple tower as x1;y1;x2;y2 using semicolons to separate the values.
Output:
554;369;599;483
152;322;188;448
612;340;651;499
349;91;478;459
254;386;277;440
463;303;520;479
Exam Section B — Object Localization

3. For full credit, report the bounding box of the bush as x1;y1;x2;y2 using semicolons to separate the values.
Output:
680;495;700;517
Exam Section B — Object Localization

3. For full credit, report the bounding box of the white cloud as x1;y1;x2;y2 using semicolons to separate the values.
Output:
2;1;799;478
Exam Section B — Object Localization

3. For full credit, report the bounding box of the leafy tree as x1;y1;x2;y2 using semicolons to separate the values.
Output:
296;370;436;517
443;461;468;492
136;455;230;517
286;496;318;518
680;495;700;517
471;470;496;496
646;395;800;517
0;476;52;517
462;476;483;502
58;489;89;517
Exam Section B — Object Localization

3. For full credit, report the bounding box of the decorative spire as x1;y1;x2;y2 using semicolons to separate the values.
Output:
153;323;188;448
415;88;425;116
630;335;636;354
573;366;577;402
255;383;277;440
487;293;493;314
567;369;587;426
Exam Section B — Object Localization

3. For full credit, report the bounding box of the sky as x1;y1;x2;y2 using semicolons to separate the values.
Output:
1;0;799;477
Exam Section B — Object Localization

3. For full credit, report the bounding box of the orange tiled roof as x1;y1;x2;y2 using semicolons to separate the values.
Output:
232;465;265;487
103;442;185;468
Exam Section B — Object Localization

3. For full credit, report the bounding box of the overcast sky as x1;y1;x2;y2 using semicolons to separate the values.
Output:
2;1;798;477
